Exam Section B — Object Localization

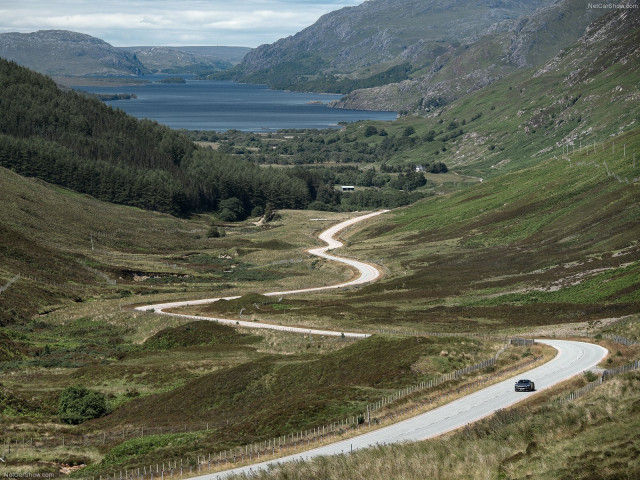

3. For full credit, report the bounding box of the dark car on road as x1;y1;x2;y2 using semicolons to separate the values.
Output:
515;379;535;392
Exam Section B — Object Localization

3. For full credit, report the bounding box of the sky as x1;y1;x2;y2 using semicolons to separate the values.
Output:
0;0;363;48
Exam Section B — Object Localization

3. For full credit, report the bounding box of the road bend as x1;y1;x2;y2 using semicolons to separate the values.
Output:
135;211;609;479
193;340;607;480
135;210;388;338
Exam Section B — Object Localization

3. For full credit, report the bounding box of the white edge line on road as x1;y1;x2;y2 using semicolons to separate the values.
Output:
133;211;610;480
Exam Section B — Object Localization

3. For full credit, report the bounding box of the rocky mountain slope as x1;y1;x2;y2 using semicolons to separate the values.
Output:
0;30;248;77
232;0;610;113
238;0;552;75
331;0;606;112
0;30;148;76
120;46;250;74
367;4;640;179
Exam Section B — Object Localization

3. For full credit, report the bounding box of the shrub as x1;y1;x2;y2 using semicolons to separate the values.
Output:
207;225;225;238
403;126;416;137
364;125;378;137
251;205;264;217
58;384;108;424
423;130;436;142
218;197;245;222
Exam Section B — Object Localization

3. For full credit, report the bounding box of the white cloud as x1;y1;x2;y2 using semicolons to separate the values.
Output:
0;0;362;47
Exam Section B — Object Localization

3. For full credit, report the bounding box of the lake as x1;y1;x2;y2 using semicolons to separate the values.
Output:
75;79;397;132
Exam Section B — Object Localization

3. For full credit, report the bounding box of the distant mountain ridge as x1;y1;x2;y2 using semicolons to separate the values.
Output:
120;46;251;74
0;30;250;77
230;0;612;113
238;0;552;75
123;46;251;65
0;30;148;76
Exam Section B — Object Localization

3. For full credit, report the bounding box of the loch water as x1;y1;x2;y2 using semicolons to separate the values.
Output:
75;79;397;132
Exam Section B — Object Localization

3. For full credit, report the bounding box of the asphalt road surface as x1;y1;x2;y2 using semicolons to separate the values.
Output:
192;339;607;480
136;211;608;479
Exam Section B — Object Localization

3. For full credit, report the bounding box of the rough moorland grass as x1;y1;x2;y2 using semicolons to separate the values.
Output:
142;320;260;351
1;164;366;325
0;194;377;430
316;129;640;332
601;315;640;341
74;339;528;475
93;335;490;430
0;444;102;476
228;371;640;480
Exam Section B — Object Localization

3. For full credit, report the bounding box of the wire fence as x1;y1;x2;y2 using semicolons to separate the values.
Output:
602;334;639;346
373;328;508;341
557;134;640;185
0;268;115;293
602;359;640;380
12;274;90;292
555;359;640;405
77;260;117;285
2;352;546;480
1;340;525;454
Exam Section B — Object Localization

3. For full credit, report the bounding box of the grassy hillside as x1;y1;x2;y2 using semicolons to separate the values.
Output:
234;370;640;480
0;165;373;326
271;126;637;334
332;7;640;180
0;167;200;324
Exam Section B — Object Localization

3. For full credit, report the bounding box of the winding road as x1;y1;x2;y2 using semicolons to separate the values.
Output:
135;210;388;337
136;211;609;480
